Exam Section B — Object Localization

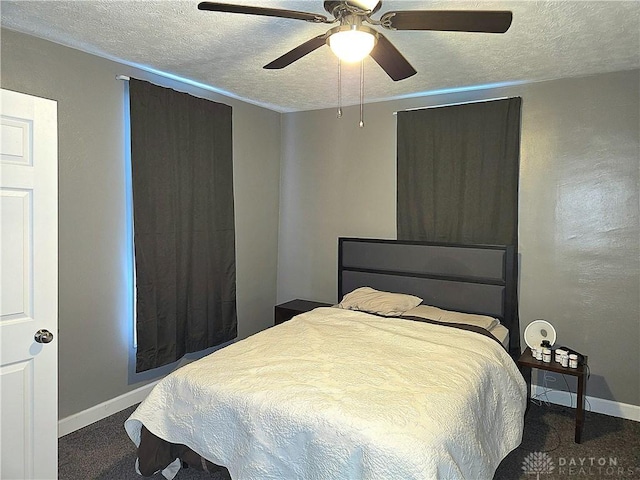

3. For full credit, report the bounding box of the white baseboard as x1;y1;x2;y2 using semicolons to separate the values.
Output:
58;380;159;438
531;384;640;422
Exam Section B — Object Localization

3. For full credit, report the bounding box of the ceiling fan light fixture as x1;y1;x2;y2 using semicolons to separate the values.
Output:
328;26;376;63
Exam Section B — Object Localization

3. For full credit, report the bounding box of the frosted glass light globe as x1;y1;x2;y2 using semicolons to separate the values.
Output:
329;28;376;63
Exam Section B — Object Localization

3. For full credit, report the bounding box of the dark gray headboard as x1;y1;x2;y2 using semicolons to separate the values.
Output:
338;238;519;354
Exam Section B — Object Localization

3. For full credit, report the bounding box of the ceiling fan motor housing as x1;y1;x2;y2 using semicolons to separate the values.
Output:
324;1;382;15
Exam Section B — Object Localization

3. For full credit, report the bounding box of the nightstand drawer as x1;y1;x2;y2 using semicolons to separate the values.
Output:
274;299;332;325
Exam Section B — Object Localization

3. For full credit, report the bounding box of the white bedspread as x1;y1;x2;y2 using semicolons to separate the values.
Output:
125;307;526;480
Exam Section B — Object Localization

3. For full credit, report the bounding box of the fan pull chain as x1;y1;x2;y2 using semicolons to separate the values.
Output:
359;59;365;128
337;59;343;118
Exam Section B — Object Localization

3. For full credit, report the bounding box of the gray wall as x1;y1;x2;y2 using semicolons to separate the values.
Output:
1;29;282;419
278;70;640;407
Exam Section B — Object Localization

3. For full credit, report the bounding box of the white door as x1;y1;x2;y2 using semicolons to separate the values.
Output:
1;89;58;480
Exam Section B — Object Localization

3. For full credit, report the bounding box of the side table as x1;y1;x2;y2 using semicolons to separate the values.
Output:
517;347;588;443
274;299;332;325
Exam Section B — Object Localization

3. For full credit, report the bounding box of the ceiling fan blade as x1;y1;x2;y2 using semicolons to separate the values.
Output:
198;2;331;23
369;33;417;81
381;10;513;33
264;34;328;70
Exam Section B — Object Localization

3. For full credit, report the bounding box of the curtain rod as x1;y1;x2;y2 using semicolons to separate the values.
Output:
393;97;510;115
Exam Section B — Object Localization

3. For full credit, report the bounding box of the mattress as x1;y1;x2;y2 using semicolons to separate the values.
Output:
400;303;510;350
125;307;526;480
490;323;510;349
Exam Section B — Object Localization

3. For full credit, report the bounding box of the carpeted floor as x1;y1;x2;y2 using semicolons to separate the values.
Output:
494;402;640;480
58;402;640;480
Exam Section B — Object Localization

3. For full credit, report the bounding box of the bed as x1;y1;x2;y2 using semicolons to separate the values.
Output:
337;238;520;356
125;238;527;480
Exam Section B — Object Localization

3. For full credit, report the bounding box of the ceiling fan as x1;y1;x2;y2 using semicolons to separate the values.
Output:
198;1;513;81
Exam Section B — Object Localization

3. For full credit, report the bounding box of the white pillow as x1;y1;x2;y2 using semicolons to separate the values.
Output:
338;287;423;316
403;304;499;331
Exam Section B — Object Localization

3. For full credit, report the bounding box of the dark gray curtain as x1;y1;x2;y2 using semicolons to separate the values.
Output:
397;98;521;244
396;97;521;352
129;79;236;372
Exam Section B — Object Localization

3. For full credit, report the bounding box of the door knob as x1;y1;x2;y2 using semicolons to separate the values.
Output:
34;329;54;344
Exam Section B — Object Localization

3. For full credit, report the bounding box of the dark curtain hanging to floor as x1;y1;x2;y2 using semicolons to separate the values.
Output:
396;97;522;352
397;98;521;244
129;78;237;372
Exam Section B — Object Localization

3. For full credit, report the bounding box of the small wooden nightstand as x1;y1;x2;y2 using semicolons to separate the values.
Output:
517;347;589;443
274;299;332;325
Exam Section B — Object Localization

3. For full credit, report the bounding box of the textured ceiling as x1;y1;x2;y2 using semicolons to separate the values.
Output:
2;1;638;112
